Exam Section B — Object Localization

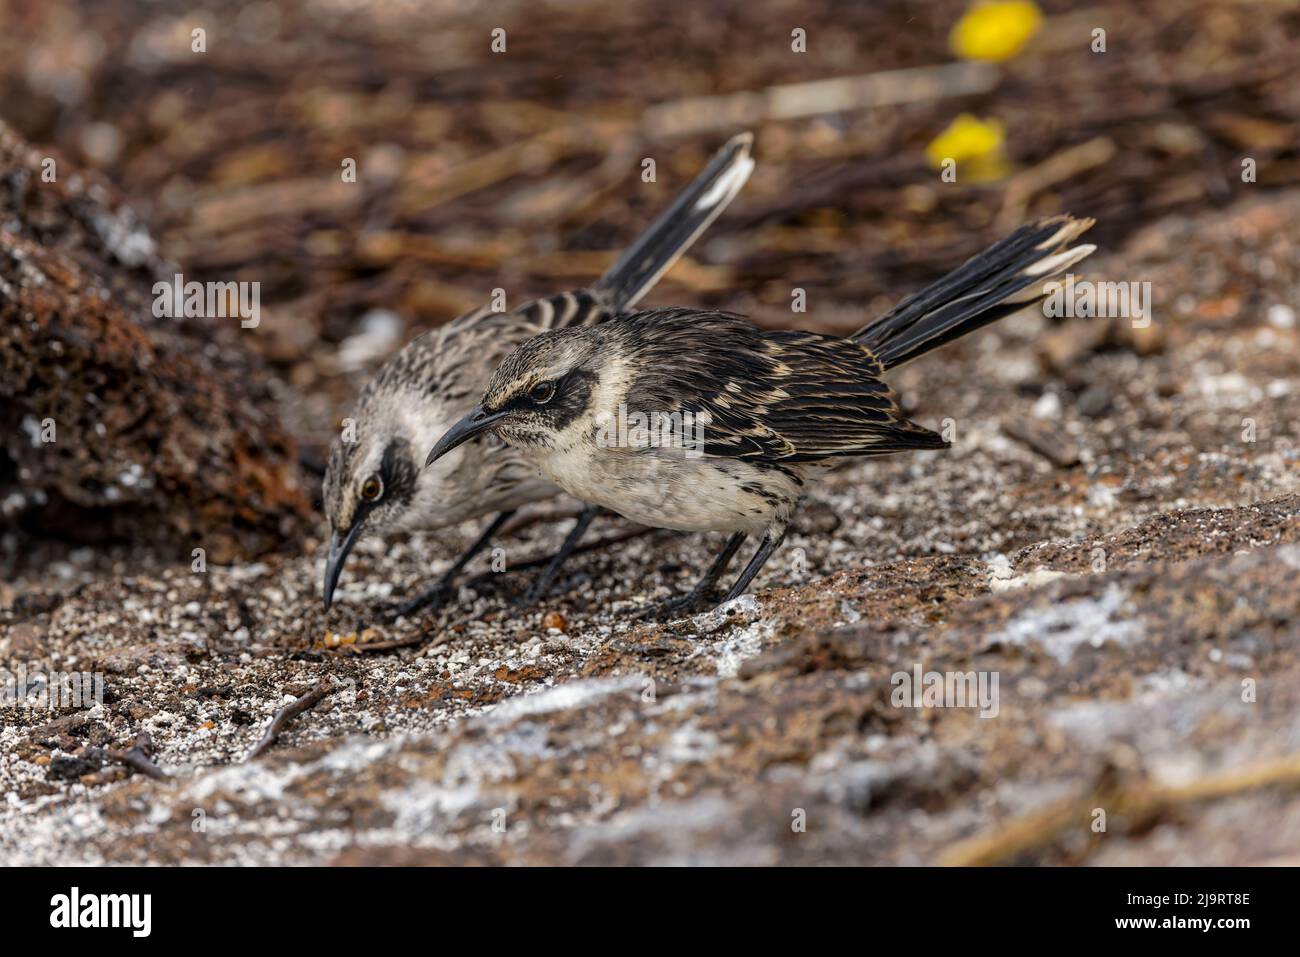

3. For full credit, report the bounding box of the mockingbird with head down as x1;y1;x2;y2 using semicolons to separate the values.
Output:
322;134;756;617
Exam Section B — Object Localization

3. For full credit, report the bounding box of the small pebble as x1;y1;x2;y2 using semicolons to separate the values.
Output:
1076;385;1112;418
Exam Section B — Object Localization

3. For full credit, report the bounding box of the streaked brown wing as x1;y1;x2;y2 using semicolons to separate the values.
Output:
379;290;614;403
623;311;948;463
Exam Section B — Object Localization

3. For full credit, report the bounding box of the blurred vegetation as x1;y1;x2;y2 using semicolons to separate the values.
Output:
0;0;1297;422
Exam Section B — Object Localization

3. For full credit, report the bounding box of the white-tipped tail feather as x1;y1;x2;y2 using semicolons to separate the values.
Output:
593;132;754;313
853;215;1097;371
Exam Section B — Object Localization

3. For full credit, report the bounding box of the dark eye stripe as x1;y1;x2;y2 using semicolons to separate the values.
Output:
378;438;417;507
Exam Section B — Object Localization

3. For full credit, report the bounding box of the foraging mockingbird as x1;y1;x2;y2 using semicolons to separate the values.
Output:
425;215;1095;616
323;133;755;616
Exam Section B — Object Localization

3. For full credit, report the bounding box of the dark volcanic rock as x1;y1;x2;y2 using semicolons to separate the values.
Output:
0;120;309;560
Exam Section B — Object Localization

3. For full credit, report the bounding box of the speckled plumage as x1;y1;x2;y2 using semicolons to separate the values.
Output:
439;215;1097;610
321;134;755;612
323;290;609;536
476;309;945;537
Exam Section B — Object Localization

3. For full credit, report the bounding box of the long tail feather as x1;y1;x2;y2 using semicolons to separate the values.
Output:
854;215;1096;371
592;132;754;313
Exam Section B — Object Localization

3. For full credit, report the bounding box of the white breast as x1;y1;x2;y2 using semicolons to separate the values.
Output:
394;398;562;532
535;441;806;536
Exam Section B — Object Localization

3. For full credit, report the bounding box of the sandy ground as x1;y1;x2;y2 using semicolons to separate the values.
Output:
2;189;1297;865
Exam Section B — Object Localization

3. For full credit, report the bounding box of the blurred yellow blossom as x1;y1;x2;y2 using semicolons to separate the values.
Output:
950;1;1044;62
925;114;1009;181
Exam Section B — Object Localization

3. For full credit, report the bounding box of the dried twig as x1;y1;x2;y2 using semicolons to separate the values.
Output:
106;732;167;781
1002;419;1082;468
939;752;1300;866
346;630;453;655
643;62;1000;138
396;121;625;213
246;680;332;761
997;137;1116;230
519;251;735;293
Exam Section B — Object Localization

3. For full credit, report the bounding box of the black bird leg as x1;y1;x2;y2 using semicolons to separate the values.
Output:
518;505;600;605
639;531;747;621
722;528;787;602
382;508;517;621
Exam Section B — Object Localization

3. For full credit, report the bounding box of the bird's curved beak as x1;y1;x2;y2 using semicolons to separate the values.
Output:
322;521;364;612
425;405;507;468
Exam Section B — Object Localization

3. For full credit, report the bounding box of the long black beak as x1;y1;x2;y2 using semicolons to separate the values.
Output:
322;522;363;612
425;405;507;468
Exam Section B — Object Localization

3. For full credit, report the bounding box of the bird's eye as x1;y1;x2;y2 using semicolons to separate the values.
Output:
360;476;383;501
529;380;557;404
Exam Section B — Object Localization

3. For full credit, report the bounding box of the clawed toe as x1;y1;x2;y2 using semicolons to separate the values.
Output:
377;585;450;623
632;590;719;622
512;581;548;609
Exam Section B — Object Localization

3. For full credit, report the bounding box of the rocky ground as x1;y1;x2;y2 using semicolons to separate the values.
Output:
3;185;1297;865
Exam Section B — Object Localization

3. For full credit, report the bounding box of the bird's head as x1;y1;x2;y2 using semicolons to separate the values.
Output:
424;328;605;467
320;400;425;612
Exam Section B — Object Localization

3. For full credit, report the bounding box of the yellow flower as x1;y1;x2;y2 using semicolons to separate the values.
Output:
950;0;1044;62
925;114;1007;179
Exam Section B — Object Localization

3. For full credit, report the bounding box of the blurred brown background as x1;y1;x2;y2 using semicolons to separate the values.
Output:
3;0;1297;465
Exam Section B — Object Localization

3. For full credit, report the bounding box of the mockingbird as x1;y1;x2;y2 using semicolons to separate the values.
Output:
322;134;755;617
425;215;1095;616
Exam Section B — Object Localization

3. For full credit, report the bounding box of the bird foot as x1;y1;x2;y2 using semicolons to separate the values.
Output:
375;583;451;624
512;568;567;608
632;589;721;623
